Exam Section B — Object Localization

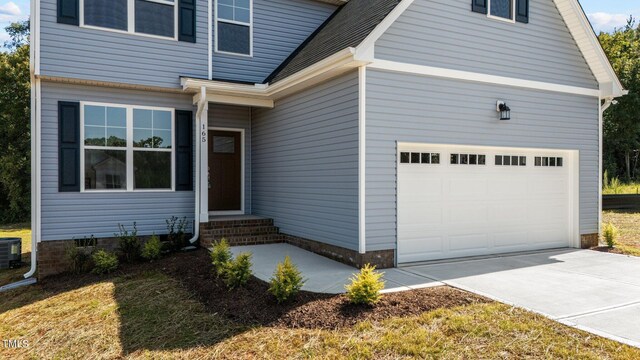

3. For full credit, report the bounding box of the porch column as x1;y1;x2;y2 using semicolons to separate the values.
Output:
199;101;209;222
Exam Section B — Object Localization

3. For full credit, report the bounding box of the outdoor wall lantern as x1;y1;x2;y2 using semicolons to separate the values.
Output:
497;101;511;121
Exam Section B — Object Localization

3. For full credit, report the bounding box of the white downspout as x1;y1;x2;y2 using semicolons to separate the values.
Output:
187;86;207;245
598;97;614;238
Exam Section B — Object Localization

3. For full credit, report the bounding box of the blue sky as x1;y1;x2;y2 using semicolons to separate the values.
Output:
0;0;638;44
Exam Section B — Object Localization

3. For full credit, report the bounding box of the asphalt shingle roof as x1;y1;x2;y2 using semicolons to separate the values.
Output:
264;0;402;84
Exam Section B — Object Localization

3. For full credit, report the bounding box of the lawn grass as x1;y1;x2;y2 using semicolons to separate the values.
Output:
603;182;640;195
0;224;31;287
1;270;639;359
602;211;640;256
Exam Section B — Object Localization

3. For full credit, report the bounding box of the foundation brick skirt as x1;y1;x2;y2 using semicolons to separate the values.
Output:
37;237;121;279
581;233;599;249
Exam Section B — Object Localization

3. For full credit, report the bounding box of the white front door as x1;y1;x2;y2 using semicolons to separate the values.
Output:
397;144;577;264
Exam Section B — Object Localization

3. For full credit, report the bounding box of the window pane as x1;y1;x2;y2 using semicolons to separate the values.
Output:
85;126;106;146
134;109;153;129
134;129;153;148
542;157;549;166
106;127;127;147
154;110;172;130
218;22;250;55
421;153;431;164
214;136;235;153
495;155;502;166
490;0;512;19
557;157;563;167
450;154;458;164
400;152;410;164
469;154;477;165
535;157;542;166
235;0;250;9
235;8;250;23
431;153;440;164
217;4;234;20
85;105;105;126
519;156;526;166
219;0;233;6
478;155;486;165
550;157;556;167
154;130;172;149
411;152;420;164
460;154;468;165
511;156;518;166
134;151;172;189
85;149;127;190
85;0;128;31
504;156;511;166
107;107;126;127
135;0;175;38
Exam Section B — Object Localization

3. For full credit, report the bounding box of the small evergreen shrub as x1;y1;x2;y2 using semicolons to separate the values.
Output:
65;236;97;274
269;256;305;303
603;222;619;248
92;250;119;274
166;216;189;251
211;239;232;276
345;264;385;306
223;252;252;290
141;234;162;261
116;222;140;263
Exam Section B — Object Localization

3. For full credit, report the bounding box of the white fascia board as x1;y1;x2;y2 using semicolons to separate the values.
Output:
354;0;415;61
182;48;365;102
369;60;602;97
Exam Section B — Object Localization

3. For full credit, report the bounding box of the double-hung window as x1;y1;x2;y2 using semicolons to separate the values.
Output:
82;0;178;39
215;0;252;56
82;102;174;191
488;0;515;22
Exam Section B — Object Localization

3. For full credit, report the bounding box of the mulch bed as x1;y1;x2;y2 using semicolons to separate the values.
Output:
41;248;490;330
591;246;631;255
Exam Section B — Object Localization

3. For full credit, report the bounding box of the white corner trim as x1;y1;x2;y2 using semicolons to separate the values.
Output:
358;66;366;254
355;0;415;61
369;60;602;97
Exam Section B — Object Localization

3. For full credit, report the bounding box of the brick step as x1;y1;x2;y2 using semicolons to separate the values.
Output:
201;234;285;248
202;218;274;229
202;225;279;237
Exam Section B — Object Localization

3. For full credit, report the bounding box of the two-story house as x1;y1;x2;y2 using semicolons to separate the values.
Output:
27;0;626;278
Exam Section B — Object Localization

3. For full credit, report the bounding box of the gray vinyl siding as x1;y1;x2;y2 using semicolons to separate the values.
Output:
252;71;359;250
365;69;599;251
40;81;196;241
375;0;597;89
212;0;336;83
209;104;252;212
39;0;208;89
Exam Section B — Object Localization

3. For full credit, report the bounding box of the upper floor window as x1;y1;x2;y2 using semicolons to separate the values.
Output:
82;0;177;39
488;0;515;22
215;0;252;56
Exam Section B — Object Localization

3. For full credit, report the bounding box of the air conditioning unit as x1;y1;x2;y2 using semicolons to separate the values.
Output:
0;238;22;269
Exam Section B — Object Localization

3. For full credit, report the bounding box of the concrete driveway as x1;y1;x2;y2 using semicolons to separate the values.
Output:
402;249;640;348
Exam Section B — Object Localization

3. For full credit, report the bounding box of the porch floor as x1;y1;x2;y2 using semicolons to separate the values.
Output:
230;243;444;294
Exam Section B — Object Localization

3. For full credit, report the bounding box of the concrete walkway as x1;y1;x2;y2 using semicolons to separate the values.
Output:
230;243;443;294
401;249;640;348
232;244;640;348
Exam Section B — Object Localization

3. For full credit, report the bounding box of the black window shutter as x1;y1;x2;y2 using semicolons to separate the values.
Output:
58;0;79;26
178;0;196;43
516;0;529;23
472;0;488;14
59;102;80;192
175;110;194;191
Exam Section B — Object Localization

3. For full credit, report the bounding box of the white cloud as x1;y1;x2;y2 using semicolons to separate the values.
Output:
588;12;634;33
0;2;21;16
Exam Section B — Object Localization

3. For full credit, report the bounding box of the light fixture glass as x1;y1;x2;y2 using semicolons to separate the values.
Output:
497;101;511;121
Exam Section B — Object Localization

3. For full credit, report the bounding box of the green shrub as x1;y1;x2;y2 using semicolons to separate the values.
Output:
92;250;119;274
603;222;619;248
166;216;189;251
269;256;305;303
345;264;385;306
141;234;162;261
211;239;232;276
116;222;140;263
65;236;97;274
223;252;252;290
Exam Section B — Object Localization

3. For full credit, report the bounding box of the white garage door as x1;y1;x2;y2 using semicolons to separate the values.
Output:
397;144;576;264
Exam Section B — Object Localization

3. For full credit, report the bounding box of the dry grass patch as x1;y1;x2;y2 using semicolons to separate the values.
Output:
0;225;31;287
1;270;639;359
602;211;640;256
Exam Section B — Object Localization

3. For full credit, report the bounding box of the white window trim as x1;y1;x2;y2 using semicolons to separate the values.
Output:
214;0;254;57
80;101;176;193
79;0;179;41
487;0;516;24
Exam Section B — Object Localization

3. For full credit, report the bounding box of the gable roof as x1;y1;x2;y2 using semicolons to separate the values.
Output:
264;0;402;84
